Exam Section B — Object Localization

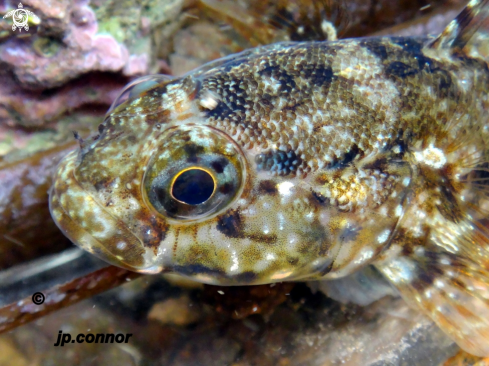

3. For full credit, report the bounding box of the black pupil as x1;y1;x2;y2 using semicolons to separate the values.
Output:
172;169;214;205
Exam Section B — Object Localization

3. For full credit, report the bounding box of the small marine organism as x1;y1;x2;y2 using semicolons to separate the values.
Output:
50;0;489;356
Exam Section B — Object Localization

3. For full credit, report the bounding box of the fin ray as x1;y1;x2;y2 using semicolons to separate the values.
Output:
428;0;489;58
376;217;489;356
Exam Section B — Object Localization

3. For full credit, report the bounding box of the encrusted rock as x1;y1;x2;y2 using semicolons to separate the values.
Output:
0;0;184;127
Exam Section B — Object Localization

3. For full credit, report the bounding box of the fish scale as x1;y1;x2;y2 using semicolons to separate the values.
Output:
50;0;489;357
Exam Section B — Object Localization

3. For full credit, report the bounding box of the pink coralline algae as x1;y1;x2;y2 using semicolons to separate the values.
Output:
0;0;156;126
1;1;144;87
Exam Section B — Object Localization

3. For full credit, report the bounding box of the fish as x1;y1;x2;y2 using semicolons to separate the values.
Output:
50;0;489;356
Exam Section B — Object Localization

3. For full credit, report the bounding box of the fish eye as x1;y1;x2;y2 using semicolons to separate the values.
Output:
171;168;216;205
107;74;173;115
143;126;246;221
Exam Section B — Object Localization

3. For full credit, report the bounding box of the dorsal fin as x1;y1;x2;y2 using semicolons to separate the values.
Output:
427;0;489;58
198;0;349;46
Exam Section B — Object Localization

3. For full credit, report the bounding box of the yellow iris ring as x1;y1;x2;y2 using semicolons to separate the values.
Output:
170;167;217;205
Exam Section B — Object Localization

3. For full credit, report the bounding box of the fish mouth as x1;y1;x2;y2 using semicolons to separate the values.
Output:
49;151;154;273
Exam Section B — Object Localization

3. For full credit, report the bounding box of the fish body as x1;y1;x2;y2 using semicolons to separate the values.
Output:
50;0;489;356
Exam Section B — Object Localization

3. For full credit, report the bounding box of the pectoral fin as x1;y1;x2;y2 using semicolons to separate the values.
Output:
375;218;489;357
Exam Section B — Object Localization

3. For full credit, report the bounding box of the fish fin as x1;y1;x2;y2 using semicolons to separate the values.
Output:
427;0;489;58
375;217;489;357
198;0;349;46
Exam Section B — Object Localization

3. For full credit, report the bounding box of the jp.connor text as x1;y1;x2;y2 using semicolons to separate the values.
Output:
54;330;133;346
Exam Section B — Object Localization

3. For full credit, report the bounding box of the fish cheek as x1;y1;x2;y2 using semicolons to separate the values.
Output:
216;209;244;238
166;221;239;284
133;212;169;257
169;180;333;284
213;182;332;282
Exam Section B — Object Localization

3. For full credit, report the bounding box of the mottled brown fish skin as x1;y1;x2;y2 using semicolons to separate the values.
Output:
50;0;489;356
50;35;489;281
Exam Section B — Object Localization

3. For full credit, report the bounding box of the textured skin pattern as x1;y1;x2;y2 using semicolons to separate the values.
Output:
50;0;489;356
50;36;489;277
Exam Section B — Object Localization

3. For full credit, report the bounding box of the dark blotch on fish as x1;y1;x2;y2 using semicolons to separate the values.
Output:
211;158;228;173
94;177;114;192
257;180;278;195
386;61;418;78
411;265;444;291
174;264;226;278
184;143;204;163
361;39;389;61
259;64;297;94
437;181;464;223
302;65;334;87
216;209;243;238
339;225;360;243
255;149;301;175
183;142;204;156
327;144;360;169
234;271;257;283
219;183;233;194
311;190;328;205
152;186;178;215
392;37;436;71
140;216;168;255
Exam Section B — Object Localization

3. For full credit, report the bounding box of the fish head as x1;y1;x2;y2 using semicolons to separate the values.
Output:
50;71;412;285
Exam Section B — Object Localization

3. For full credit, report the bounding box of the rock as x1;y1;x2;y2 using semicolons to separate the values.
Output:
0;0;184;127
148;295;203;326
0;277;463;365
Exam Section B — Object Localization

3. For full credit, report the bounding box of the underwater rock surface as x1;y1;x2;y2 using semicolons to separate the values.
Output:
0;0;183;127
0;274;460;365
